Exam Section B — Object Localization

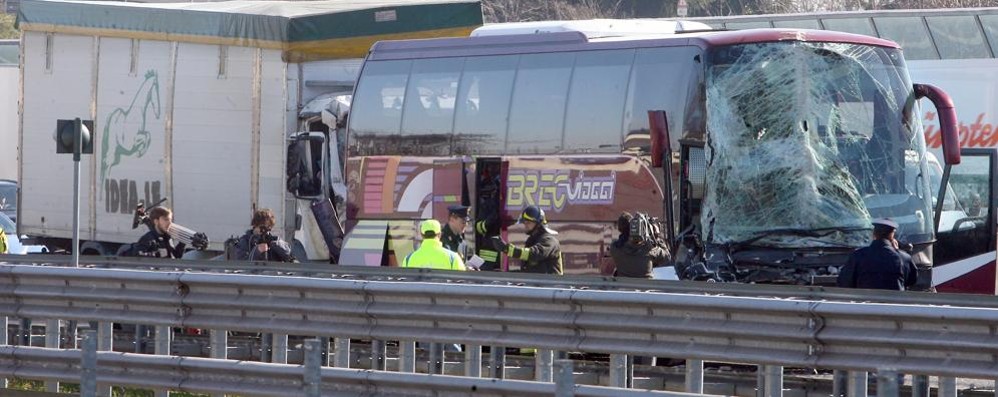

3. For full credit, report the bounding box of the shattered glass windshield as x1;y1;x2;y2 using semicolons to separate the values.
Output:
703;42;932;248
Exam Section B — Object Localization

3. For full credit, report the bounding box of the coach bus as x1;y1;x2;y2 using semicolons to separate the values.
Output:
683;9;998;293
338;21;998;293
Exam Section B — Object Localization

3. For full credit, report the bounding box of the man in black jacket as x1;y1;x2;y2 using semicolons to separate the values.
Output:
492;205;563;275
610;212;671;278
837;218;918;290
131;206;185;258
233;208;294;262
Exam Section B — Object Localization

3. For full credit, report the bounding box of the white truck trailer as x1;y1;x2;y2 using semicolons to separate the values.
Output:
16;0;482;260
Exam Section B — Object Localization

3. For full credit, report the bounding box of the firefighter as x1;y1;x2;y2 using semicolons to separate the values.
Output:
441;205;470;255
837;218;918;290
402;219;466;271
610;212;671;278
475;169;502;271
491;205;563;275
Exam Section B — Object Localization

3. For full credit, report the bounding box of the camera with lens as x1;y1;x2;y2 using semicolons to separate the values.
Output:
256;226;279;244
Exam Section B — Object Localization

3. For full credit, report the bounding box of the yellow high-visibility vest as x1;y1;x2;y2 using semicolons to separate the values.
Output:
401;238;464;271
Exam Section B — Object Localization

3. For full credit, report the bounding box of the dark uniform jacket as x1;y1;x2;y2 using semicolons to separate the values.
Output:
132;230;185;259
837;239;918;290
511;227;563;275
233;230;294;262
441;225;464;255
609;238;670;278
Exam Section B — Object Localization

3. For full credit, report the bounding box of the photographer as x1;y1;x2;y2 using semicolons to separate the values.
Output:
233;209;294;262
610;212;671;279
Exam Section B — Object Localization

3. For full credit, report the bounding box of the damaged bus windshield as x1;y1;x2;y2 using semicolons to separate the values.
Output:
703;41;932;248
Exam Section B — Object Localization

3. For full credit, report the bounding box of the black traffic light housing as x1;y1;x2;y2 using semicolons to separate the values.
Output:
56;118;94;160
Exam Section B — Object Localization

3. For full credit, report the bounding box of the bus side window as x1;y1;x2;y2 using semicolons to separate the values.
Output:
349;60;412;155
563;49;633;153
507;53;574;154
623;47;701;153
401;58;462;156
453;55;518;156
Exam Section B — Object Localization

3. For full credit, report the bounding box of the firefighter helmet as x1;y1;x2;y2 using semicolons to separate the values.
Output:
518;205;547;225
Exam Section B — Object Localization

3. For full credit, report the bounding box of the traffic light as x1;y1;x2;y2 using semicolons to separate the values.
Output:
56;118;94;160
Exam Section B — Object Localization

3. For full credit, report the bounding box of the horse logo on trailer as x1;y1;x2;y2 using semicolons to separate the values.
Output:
100;70;161;186
99;70;163;213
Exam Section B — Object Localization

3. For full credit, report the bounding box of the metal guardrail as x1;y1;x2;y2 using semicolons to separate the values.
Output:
4;254;997;309
0;344;690;397
1;264;997;380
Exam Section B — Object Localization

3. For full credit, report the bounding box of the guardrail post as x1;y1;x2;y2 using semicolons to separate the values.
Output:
554;359;574;397
429;342;444;374
685;359;704;393
488;345;505;379
45;319;60;392
304;339;321;397
1;315;6;389
399;340;415;373
260;333;272;362
209;329;227;397
911;375;929;397
81;330;97;397
134;324;147;353
210;329;227;359
833;370;848;397
756;365;766;397
66;320;78;349
847;371;868;397
153;326;171;397
465;345;481;378
371;339;386;371
876;369;899;397
609;354;627;388
18;318;30;346
319;337;330;367
97;321;113;397
939;376;957;397
536;349;553;382
765;365;783;397
333;338;350;368
272;333;288;364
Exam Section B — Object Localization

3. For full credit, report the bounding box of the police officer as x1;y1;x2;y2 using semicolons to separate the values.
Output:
491;206;563;275
402;219;466;271
837;218;918;290
441;205;470;255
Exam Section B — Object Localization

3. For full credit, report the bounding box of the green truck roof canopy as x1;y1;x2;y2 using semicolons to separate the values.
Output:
17;0;483;61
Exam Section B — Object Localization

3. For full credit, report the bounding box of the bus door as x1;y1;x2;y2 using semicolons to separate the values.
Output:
933;148;998;294
432;157;472;255
475;157;508;271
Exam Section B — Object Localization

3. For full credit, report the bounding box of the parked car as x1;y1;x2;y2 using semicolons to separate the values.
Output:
0;179;14;223
1;212;45;254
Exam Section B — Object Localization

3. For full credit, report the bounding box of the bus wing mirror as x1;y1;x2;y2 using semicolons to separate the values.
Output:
648;110;671;168
914;83;960;165
286;132;326;199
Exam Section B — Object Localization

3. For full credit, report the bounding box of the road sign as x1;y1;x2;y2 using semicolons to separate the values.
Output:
678;0;688;17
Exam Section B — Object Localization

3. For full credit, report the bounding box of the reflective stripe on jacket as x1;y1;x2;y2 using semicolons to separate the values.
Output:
402;238;465;271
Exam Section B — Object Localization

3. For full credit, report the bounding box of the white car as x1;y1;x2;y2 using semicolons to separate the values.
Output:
0;212;46;254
